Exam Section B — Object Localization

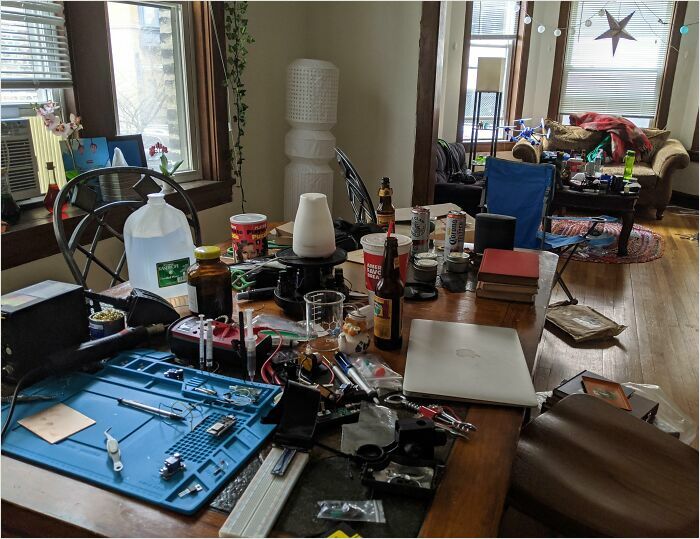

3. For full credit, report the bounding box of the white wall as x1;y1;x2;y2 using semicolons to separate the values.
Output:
665;1;699;196
241;1;311;220
306;2;422;219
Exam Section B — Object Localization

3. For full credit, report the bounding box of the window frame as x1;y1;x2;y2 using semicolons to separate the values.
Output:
106;0;202;183
456;0;532;144
1;1;231;270
548;0;686;128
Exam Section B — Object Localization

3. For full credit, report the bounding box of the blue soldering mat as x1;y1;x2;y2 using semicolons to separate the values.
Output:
0;349;280;515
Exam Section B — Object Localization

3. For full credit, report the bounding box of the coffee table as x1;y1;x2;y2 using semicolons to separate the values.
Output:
550;187;639;256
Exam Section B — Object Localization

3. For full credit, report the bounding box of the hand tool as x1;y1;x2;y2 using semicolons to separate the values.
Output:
117;398;185;420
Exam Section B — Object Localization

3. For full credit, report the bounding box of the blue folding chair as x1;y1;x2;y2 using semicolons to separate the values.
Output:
482;157;616;305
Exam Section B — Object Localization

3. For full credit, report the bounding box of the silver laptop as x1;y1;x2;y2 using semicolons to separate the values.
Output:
403;319;538;407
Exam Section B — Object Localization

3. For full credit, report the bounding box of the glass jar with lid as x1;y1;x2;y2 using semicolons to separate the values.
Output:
187;246;232;319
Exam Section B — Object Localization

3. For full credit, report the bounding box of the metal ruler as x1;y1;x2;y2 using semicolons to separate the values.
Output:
219;447;309;538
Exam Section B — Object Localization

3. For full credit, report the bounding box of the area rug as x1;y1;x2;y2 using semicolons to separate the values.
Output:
550;219;664;264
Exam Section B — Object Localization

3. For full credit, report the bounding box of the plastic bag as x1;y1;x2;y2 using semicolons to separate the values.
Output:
317;499;386;523
349;353;403;390
622;382;696;445
341;402;397;454
251;314;308;341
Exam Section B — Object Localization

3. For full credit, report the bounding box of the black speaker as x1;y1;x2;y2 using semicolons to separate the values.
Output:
474;213;516;254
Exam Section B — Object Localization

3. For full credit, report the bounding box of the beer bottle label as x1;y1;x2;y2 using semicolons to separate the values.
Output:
373;296;393;339
377;212;394;227
373;296;403;340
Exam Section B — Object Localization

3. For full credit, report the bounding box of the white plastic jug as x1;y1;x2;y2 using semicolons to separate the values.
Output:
124;193;195;299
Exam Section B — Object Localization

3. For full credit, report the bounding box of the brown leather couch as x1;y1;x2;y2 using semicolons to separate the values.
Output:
512;119;690;219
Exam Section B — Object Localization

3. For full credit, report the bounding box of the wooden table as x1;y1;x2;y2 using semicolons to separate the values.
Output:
1;251;558;538
550;187;639;256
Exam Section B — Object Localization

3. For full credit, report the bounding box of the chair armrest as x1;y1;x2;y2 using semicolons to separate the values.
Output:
651;138;690;178
512;139;542;163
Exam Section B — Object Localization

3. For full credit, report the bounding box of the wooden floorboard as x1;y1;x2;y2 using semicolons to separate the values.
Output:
534;207;699;445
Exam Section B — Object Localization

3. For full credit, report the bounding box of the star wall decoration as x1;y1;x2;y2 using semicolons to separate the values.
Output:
596;10;636;55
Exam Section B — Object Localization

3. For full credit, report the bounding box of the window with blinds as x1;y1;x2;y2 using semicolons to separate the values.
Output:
462;0;521;141
559;0;674;127
1;1;72;89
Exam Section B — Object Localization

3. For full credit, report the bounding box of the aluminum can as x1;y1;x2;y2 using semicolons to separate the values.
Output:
410;206;431;256
444;210;467;261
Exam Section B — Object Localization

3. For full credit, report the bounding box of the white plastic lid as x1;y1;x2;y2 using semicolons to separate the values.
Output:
230;213;267;225
360;233;411;249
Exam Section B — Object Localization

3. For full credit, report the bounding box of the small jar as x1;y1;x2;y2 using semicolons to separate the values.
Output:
413;259;438;282
187;246;232;319
446;252;469;273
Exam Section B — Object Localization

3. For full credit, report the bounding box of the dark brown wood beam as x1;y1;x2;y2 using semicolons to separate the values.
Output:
656;1;688;129
412;1;447;207
64;2;117;138
547;1;572;120
510;0;533;122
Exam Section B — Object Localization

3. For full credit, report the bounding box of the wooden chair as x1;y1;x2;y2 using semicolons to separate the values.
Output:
509;394;698;537
53;166;202;290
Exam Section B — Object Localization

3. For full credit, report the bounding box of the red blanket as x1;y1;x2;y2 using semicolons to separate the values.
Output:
569;112;652;163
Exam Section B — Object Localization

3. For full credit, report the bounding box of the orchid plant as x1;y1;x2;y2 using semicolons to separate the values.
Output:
148;142;183;179
33;101;83;176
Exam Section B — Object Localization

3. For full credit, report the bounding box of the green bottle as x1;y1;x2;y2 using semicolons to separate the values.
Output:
623;150;636;180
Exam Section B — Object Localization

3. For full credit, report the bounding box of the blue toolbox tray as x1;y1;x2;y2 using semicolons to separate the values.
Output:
1;349;281;515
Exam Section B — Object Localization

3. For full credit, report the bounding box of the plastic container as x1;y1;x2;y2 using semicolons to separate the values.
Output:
360;233;411;292
124;192;195;299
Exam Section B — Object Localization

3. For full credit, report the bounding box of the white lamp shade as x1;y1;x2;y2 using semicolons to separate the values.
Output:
292;193;336;258
476;57;505;92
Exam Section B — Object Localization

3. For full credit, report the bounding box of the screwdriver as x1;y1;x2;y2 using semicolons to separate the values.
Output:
334;352;379;404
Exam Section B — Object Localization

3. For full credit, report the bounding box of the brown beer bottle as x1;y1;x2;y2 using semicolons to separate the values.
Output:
376;177;395;230
373;236;404;350
187;246;233;319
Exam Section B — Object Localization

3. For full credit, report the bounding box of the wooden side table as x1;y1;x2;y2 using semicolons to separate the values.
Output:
549;187;639;256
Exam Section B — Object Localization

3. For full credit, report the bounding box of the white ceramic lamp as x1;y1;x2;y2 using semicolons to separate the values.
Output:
293;193;336;258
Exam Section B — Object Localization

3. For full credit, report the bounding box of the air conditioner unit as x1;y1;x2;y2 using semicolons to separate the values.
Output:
1;119;42;200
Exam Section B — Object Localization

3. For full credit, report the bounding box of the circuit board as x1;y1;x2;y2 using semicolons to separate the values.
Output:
1;349;280;515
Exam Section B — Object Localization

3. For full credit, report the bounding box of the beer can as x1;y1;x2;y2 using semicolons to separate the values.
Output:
444;210;467;261
410;206;431;256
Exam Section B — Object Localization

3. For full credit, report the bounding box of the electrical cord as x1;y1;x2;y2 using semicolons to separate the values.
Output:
1;367;42;439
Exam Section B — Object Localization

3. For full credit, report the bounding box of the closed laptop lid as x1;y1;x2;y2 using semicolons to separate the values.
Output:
403;319;538;407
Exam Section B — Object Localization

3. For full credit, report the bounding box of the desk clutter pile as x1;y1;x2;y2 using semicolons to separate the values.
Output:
1;186;565;537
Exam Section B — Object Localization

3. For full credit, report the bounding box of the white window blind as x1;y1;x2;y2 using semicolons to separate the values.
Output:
559;0;674;122
1;1;72;89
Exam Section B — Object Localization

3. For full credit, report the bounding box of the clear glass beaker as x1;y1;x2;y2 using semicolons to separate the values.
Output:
304;290;345;352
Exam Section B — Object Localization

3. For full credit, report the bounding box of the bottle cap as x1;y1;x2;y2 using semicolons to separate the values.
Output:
194;246;221;260
147;192;166;205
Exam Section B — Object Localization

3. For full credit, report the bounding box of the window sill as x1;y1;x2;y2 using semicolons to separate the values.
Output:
1;179;232;270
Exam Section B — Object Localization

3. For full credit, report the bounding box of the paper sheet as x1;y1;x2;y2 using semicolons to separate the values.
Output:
18;403;96;444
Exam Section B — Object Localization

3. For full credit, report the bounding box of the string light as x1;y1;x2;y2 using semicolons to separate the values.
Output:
524;15;532;24
537;24;546;33
585;19;593;27
680;25;689;35
554;28;562;37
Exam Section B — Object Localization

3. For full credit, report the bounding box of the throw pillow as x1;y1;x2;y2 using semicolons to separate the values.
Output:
543;119;605;152
641;128;671;163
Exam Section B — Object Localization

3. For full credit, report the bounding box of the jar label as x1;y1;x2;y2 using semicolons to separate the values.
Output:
187;284;198;312
156;257;190;288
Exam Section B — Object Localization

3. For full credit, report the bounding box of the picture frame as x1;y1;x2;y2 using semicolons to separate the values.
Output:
107;134;147;167
581;376;632;411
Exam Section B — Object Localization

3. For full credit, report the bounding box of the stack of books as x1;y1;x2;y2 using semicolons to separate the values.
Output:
542;370;659;423
476;248;539;303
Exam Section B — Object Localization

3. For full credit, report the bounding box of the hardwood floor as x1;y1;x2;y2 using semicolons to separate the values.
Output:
534;206;699;443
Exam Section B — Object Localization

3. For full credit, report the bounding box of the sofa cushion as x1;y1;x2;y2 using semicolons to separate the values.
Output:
641;128;671;163
542;119;605;152
602;163;658;189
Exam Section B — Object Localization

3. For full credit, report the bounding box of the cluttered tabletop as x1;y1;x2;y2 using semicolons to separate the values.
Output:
1;199;558;538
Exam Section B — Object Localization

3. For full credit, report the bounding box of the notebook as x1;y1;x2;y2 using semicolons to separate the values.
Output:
478;248;540;286
402;319;538;407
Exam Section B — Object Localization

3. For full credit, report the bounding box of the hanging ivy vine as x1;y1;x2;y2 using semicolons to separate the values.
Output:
224;2;254;212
